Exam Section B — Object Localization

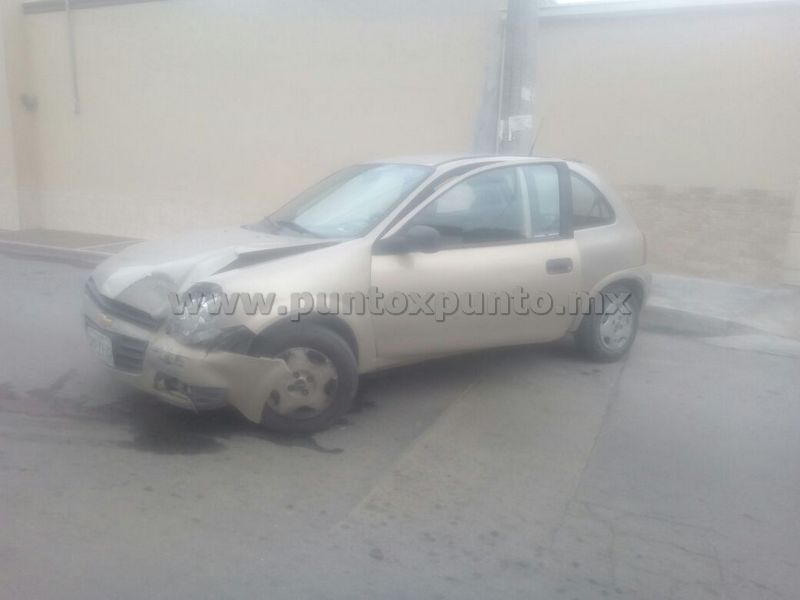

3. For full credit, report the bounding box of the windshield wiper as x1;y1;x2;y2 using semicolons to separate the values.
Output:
274;219;323;238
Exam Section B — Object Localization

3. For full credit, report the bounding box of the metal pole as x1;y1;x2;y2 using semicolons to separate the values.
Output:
494;9;508;154
499;0;538;155
65;0;81;114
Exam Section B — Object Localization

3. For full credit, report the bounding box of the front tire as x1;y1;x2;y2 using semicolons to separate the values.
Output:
251;323;358;434
575;284;640;362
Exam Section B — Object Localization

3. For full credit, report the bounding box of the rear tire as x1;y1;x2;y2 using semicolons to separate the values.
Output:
251;323;358;434
575;284;640;363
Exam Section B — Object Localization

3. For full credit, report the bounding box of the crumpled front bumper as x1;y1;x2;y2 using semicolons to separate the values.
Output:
83;293;291;423
141;333;292;422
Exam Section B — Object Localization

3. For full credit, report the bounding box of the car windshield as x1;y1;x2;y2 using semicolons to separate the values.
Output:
258;163;433;239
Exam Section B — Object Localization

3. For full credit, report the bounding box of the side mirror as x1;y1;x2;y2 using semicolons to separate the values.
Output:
374;225;442;255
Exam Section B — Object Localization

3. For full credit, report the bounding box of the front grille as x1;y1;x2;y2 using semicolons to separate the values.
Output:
112;332;149;372
85;278;162;331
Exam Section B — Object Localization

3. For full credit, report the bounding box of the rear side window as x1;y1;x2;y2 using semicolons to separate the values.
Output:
571;173;614;229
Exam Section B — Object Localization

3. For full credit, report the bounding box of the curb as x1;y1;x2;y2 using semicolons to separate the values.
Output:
0;240;110;268
640;304;760;338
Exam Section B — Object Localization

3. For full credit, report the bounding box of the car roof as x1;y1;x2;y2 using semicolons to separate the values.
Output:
368;154;571;169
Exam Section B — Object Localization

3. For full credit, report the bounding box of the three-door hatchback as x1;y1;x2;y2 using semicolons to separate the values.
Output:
83;156;650;432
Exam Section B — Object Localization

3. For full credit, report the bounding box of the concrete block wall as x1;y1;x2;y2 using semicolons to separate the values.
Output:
784;189;800;286
622;186;795;285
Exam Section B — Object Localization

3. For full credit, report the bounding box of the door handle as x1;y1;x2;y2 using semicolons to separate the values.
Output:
546;257;573;275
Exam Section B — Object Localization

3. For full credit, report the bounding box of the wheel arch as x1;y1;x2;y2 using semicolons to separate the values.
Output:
568;269;650;332
252;314;360;361
610;277;645;307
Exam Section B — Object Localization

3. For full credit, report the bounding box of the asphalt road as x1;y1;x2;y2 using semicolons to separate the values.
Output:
1;254;798;599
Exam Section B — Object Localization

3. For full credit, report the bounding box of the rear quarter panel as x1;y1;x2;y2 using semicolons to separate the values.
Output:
568;163;650;330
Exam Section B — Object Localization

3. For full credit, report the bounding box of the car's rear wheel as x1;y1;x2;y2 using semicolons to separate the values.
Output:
252;324;358;434
575;284;640;362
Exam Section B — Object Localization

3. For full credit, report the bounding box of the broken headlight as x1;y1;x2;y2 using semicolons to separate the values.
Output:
166;283;226;345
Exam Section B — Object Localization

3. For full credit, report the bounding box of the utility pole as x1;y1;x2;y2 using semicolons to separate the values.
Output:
497;0;538;156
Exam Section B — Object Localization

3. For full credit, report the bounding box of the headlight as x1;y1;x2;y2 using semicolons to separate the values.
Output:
166;283;225;345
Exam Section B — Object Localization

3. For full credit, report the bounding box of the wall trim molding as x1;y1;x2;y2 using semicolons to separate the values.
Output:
541;0;798;20
22;0;161;15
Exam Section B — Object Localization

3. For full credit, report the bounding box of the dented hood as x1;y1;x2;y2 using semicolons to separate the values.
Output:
91;226;332;303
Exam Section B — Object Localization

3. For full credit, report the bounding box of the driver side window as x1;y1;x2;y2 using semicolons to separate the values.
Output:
409;165;562;247
410;167;524;247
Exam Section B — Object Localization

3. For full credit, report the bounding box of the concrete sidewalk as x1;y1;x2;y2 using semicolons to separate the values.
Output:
0;228;138;266
643;273;800;342
1;228;798;344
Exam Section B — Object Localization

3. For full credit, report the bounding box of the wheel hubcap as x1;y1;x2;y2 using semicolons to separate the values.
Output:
599;298;634;352
267;347;338;420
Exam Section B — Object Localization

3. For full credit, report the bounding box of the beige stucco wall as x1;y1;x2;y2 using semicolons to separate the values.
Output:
0;0;39;231
22;0;501;238
5;0;800;284
537;4;800;192
536;3;800;284
0;28;20;231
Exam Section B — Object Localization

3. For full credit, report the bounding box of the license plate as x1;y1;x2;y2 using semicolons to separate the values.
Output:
87;326;114;367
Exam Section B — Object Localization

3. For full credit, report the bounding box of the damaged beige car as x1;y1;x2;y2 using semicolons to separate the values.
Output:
83;156;650;433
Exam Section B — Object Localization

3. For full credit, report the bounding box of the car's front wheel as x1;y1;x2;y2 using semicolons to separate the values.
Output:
575;284;640;362
251;323;358;434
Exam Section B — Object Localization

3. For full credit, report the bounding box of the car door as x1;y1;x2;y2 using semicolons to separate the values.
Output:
370;161;582;358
